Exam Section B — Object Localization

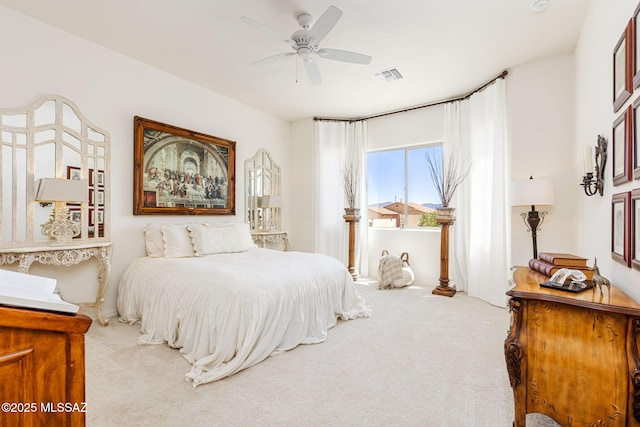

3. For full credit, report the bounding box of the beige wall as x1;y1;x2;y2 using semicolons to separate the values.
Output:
0;6;291;318
574;0;640;301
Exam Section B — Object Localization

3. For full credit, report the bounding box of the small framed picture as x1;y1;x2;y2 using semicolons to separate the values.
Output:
612;191;631;267
613;106;632;186
96;170;105;187
97;209;104;225
633;189;640;271
614;20;633;112
66;165;81;181
69;208;82;224
96;190;104;206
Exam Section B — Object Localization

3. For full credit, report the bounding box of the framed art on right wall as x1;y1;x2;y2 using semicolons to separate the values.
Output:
632;189;640;271
612;191;631;267
614;20;633;112
613;106;632;185
634;98;640;179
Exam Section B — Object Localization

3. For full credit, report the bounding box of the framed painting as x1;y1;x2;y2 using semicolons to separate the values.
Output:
633;189;640;271
612;191;631;267
634;98;640;179
613;106;632;186
635;4;640;88
614;20;633;112
133;116;236;215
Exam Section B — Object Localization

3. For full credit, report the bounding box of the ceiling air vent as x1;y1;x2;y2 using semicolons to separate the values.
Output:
374;68;403;82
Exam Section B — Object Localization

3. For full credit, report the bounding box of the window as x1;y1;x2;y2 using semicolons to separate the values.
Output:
367;144;442;228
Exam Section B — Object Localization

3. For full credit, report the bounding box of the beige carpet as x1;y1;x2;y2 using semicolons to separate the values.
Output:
84;282;560;426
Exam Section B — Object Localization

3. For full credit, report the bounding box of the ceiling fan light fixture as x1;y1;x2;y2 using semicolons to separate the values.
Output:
298;46;312;60
242;5;371;85
531;0;550;13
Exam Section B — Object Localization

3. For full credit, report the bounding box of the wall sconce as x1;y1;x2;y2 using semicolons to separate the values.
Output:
35;178;88;245
580;135;607;197
511;176;555;259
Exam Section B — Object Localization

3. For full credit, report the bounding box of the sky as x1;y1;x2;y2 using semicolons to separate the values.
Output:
367;145;442;206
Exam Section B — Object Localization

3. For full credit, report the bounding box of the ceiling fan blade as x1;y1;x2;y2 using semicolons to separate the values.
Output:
250;52;295;66
239;16;295;46
317;48;372;65
307;5;342;45
303;58;321;85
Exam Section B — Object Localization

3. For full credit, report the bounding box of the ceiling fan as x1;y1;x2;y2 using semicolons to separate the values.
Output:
240;5;372;85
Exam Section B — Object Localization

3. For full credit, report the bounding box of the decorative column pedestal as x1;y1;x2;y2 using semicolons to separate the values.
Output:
343;208;361;281
432;207;456;297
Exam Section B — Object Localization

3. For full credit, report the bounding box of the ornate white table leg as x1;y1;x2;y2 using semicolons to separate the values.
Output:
93;246;111;326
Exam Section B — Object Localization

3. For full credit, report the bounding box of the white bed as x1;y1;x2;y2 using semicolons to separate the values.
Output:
117;224;371;386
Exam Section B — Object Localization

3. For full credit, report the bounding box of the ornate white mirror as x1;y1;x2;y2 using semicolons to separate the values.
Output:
0;95;110;248
245;149;282;232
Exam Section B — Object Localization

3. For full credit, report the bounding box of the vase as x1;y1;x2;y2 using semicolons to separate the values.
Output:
343;208;361;281
435;207;456;221
433;207;456;297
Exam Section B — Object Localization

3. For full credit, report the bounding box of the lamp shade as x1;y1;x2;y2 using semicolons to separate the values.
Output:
260;194;283;208
511;178;555;207
35;178;88;202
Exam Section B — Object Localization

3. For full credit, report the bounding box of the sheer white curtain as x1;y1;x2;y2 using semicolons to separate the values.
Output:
450;78;510;307
313;120;368;276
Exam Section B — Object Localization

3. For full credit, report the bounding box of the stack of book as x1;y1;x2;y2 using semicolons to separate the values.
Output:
528;252;593;280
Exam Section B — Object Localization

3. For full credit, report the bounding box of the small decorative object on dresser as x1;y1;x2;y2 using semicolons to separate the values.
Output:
591;258;612;296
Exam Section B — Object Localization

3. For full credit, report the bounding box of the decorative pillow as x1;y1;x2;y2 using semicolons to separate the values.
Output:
188;223;256;256
143;224;164;258
161;223;196;258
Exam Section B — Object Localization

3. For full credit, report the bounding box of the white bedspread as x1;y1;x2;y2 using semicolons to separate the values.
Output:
117;248;371;386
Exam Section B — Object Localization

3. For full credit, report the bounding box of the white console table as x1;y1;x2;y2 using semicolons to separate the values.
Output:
0;242;112;326
251;231;289;251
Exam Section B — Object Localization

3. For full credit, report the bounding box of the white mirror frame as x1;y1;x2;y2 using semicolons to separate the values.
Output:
0;95;111;248
244;149;281;232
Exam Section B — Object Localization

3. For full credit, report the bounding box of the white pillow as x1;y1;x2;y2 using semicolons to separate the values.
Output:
188;223;255;256
161;224;196;258
143;223;164;258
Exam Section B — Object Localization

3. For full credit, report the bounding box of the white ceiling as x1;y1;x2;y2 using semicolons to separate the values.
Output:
0;0;591;122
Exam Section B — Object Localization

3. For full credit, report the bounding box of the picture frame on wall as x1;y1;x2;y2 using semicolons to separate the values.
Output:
634;4;640;88
635;98;640;180
613;106;632;186
614;20;633;112
612;191;631;267
633;189;640;271
133;116;236;215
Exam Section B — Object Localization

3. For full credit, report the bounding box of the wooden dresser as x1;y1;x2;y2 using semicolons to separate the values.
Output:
505;267;640;426
0;306;92;427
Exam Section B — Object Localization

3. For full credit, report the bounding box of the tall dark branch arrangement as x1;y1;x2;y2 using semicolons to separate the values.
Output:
342;160;360;209
425;149;470;208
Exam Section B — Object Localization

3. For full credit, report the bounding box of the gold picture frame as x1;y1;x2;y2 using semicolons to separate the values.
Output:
133;116;236;215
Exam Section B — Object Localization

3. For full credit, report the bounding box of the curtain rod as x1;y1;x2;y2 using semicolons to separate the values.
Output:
314;70;508;123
